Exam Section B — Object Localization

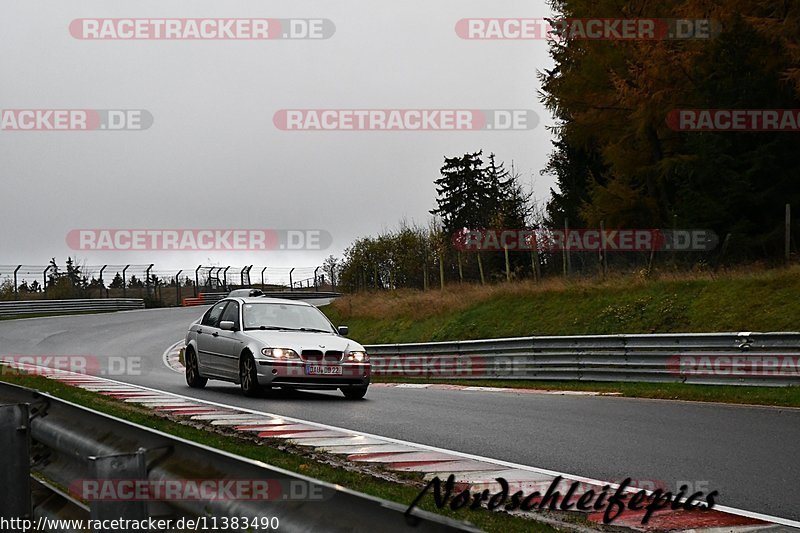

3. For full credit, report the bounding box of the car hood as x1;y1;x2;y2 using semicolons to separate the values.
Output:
242;330;365;353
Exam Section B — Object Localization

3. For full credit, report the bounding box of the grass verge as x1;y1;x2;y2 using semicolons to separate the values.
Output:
0;372;570;533
322;267;800;343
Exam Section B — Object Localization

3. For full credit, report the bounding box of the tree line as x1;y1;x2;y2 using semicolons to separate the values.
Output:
336;1;799;291
541;0;799;261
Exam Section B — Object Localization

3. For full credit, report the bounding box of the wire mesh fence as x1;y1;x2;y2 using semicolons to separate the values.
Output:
0;262;329;307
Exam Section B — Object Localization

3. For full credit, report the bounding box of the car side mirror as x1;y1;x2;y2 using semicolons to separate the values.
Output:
337;326;349;336
219;321;236;331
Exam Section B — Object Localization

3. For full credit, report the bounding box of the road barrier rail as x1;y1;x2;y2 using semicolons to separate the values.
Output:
0;298;144;318
365;332;800;387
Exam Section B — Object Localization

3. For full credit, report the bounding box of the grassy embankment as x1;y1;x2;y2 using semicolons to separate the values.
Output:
322;267;800;407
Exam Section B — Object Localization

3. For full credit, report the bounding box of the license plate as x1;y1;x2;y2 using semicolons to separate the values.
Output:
305;365;343;376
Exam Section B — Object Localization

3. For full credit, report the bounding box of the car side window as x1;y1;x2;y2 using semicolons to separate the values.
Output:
201;302;228;328
220;301;240;330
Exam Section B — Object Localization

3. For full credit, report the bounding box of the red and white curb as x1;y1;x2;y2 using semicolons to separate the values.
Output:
4;360;798;532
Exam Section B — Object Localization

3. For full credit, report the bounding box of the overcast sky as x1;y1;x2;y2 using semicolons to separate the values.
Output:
0;1;556;278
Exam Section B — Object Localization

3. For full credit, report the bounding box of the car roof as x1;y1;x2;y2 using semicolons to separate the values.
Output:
229;296;313;307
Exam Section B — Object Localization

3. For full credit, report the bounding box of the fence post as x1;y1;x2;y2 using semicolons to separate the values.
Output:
314;267;320;290
599;220;607;279
422;254;428;291
43;265;53;294
223;266;230;291
145;264;154;298
13;265;21;299
504;244;511;282
176;270;183;306
289;268;295;291
99;265;107;298
786;203;792;267
122;265;130;298
477;253;485;285
89;449;149;530
194;265;202;297
714;234;732;272
563;218;571;277
438;252;445;290
0;404;31;520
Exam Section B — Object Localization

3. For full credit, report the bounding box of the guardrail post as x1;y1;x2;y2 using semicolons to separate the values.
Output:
13;265;21;300
0;404;31;519
89;449;149;529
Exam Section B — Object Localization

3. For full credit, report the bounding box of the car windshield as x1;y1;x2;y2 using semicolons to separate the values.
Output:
242;303;334;333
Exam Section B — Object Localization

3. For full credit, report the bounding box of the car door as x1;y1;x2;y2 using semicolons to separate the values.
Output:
196;301;228;375
216;300;245;379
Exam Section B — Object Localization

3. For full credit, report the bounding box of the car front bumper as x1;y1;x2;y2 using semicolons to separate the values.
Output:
255;360;371;389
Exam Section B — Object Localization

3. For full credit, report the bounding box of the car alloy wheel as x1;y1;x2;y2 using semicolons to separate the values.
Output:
240;352;262;397
185;349;207;389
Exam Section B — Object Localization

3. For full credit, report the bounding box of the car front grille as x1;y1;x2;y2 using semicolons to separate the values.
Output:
301;350;343;363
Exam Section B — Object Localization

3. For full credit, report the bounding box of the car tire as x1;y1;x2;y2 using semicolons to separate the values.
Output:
240;352;262;397
185;348;207;389
341;386;368;400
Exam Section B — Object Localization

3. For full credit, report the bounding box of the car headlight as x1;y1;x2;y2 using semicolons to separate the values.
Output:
261;348;300;359
346;351;369;362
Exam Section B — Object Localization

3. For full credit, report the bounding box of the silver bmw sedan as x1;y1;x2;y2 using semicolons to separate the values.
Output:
184;297;370;399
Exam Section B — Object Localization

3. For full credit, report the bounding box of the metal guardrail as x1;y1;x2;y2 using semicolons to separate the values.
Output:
0;382;474;533
0;298;145;318
183;292;342;307
366;332;800;387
